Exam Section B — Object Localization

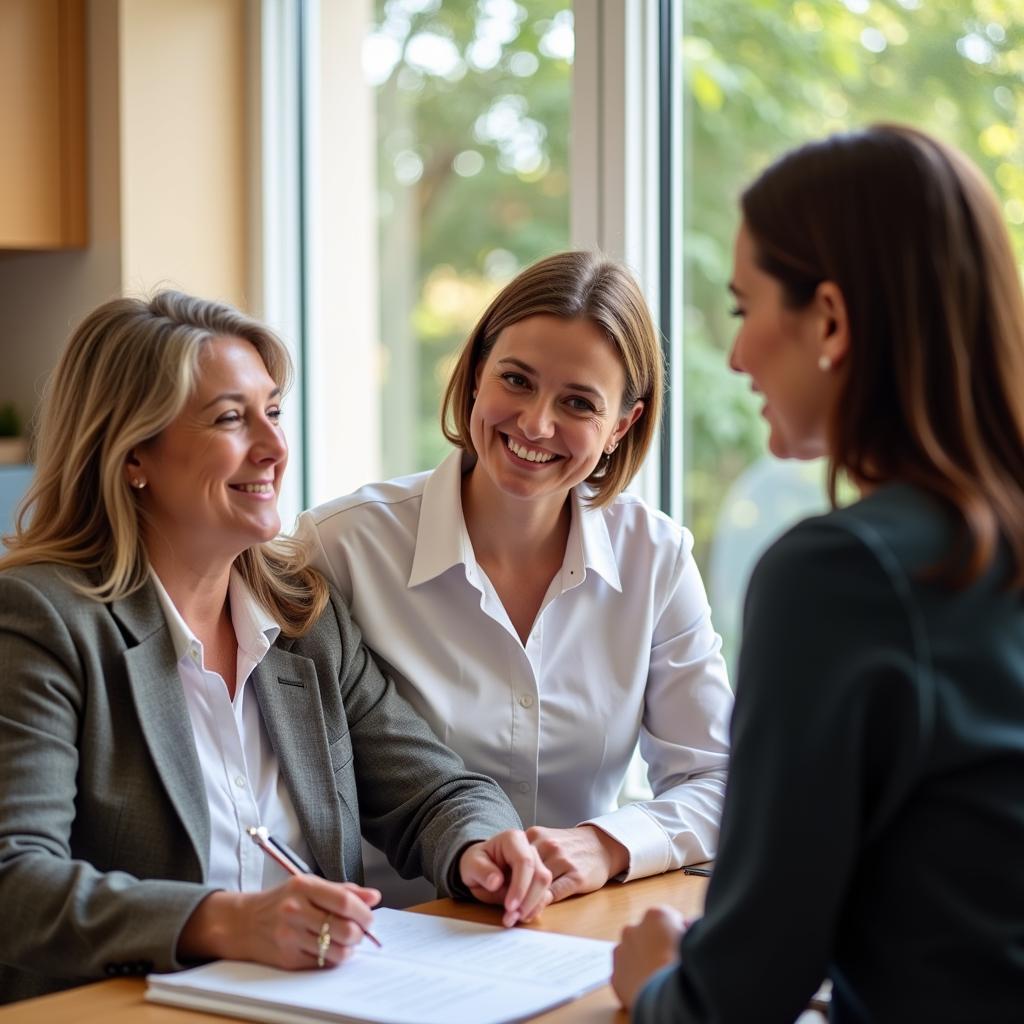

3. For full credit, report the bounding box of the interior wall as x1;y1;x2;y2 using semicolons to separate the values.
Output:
119;0;248;307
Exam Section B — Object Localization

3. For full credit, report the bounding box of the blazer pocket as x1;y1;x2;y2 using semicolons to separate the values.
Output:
328;729;354;776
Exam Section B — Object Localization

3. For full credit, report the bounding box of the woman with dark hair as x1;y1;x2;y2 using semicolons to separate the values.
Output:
612;124;1024;1022
299;252;732;908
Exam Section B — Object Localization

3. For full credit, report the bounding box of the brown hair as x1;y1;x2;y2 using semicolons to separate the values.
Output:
741;123;1024;586
441;251;663;506
0;291;329;635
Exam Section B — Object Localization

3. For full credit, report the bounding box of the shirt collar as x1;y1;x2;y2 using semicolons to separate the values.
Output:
408;448;623;593
408;449;476;588
569;486;622;592
149;568;281;664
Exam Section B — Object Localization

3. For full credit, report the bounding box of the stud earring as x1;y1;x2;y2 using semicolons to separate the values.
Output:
132;478;147;490
818;355;832;372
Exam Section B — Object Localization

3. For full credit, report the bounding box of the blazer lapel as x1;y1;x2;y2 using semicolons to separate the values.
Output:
252;647;345;882
112;584;210;878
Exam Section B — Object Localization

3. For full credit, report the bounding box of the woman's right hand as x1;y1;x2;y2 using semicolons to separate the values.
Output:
177;875;381;969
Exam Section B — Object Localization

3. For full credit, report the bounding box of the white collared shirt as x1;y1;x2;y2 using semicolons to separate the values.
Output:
151;569;314;892
298;450;733;906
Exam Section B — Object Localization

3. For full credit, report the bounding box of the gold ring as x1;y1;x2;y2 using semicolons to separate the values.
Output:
316;918;331;968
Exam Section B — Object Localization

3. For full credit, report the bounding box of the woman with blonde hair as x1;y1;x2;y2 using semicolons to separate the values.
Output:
613;125;1024;1021
0;291;550;1004
300;251;733;908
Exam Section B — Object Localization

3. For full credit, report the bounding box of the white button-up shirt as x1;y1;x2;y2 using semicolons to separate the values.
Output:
151;570;314;891
298;451;733;907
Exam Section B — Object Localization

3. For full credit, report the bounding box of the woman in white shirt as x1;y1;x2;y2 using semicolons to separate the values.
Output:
299;252;733;907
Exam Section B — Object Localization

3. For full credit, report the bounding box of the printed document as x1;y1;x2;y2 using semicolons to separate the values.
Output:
146;908;614;1024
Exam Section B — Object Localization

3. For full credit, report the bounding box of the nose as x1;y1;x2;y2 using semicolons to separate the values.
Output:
251;414;288;464
517;395;556;440
727;336;743;374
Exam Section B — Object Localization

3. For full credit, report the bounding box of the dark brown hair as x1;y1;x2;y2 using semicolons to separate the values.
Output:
441;251;663;507
741;124;1024;586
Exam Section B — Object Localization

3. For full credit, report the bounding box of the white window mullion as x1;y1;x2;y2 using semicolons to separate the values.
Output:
571;0;668;512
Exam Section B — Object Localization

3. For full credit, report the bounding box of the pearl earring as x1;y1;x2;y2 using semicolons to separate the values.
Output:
818;355;832;372
132;478;146;490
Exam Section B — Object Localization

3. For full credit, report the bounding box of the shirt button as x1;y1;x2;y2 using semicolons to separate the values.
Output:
234;775;246;789
518;781;530;794
518;694;534;708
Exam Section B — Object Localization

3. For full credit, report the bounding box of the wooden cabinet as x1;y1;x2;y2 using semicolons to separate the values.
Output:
0;0;86;249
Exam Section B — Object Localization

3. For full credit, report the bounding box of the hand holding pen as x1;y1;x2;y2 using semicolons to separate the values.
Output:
247;826;382;966
176;841;382;971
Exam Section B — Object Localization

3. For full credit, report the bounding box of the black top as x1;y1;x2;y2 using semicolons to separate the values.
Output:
635;483;1024;1023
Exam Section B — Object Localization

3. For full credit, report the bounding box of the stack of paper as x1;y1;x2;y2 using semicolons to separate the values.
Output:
146;908;614;1024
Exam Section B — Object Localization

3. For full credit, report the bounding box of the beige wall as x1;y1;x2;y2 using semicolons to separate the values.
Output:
0;0;250;429
119;0;248;306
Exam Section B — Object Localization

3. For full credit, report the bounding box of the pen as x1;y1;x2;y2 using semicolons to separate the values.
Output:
682;865;713;877
247;826;382;948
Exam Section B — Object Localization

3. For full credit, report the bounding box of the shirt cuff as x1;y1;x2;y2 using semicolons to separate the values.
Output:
580;803;672;882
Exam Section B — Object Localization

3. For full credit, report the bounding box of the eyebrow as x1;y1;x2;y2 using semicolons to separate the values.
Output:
495;357;605;399
199;387;281;412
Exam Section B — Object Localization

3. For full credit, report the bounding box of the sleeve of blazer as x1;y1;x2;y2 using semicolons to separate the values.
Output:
308;589;524;897
0;573;216;989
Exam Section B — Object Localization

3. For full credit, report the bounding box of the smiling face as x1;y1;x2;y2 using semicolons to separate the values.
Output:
728;222;844;460
468;315;643;508
131;335;287;570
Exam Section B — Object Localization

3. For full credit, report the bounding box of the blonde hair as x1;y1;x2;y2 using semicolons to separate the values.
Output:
441;251;663;507
1;291;328;635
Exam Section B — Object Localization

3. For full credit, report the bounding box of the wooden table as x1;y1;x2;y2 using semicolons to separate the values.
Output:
0;871;710;1023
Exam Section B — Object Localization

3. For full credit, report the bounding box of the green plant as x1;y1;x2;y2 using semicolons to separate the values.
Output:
0;402;21;438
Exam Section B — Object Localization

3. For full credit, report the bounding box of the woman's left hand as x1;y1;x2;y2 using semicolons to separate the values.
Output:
526;825;630;902
611;905;688;1009
459;829;553;927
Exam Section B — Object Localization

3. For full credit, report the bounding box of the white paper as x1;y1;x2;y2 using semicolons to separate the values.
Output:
146;908;613;1024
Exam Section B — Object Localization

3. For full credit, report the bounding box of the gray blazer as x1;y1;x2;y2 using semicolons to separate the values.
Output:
0;563;521;1003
